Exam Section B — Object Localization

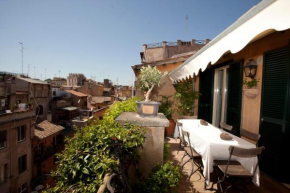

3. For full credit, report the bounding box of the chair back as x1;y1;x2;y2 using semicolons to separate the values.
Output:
225;146;265;176
220;122;233;133
177;121;184;143
182;116;197;119
240;128;261;146
181;129;195;158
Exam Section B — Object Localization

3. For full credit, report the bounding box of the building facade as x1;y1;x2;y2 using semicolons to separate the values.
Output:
140;39;209;63
66;73;86;87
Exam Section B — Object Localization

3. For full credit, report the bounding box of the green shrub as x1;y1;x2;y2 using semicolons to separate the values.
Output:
133;161;181;193
44;97;145;193
174;80;200;116
163;142;170;161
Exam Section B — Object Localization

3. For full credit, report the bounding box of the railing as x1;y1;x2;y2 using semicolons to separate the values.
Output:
146;42;163;49
146;40;206;49
166;42;177;46
195;40;206;44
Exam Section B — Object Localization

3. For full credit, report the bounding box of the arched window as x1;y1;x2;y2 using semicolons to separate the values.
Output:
36;105;43;116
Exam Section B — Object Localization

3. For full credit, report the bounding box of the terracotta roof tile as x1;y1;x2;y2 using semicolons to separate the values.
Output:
34;120;64;140
65;90;88;97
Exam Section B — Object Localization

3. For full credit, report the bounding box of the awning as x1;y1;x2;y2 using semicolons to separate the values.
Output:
169;0;290;82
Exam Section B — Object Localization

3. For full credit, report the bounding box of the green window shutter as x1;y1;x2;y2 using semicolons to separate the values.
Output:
260;47;290;182
226;61;243;136
198;68;213;123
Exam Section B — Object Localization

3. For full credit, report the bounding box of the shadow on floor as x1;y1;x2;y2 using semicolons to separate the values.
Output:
165;137;290;193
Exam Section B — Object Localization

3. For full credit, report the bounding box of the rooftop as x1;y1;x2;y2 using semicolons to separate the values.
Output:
17;77;49;84
34;120;64;140
65;90;88;97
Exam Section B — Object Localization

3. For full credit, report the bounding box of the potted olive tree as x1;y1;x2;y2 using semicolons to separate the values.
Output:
136;66;167;117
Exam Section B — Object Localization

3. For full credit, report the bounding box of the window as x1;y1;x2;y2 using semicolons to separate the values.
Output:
36;105;43;116
53;91;56;96
18;154;27;174
0;164;8;183
18;182;28;193
17;126;26;142
0;130;7;149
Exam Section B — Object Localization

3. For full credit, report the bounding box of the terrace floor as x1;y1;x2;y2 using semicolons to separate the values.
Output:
166;137;290;193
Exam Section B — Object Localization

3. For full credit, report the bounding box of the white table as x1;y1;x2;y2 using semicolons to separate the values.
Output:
174;119;260;186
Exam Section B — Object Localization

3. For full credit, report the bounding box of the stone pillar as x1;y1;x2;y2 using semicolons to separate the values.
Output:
162;41;167;48
115;112;169;177
177;40;182;46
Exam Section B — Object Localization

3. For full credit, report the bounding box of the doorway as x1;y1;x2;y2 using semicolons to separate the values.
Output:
212;66;229;127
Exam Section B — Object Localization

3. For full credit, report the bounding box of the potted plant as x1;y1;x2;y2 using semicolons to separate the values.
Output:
174;80;200;117
136;66;167;117
158;96;175;137
243;78;260;99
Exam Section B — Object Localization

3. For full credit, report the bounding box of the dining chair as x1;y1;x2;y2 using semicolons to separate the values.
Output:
177;122;188;155
240;128;261;146
182;115;198;119
220;122;233;133
181;129;203;180
214;146;265;193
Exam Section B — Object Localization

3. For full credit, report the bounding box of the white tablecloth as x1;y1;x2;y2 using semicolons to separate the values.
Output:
174;119;260;186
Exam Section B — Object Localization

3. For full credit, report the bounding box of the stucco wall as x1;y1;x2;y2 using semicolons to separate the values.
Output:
0;118;33;193
195;30;290;134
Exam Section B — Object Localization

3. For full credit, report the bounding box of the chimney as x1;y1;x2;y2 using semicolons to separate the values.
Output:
162;41;167;48
205;39;210;44
143;44;147;52
191;39;196;45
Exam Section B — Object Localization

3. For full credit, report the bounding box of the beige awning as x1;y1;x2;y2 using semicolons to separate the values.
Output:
169;0;290;82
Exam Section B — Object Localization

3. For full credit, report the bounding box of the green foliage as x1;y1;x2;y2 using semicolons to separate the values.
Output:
102;97;141;125
243;78;260;88
44;97;145;193
158;96;174;120
139;66;167;101
174;80;200;116
133;162;181;193
163;142;170;161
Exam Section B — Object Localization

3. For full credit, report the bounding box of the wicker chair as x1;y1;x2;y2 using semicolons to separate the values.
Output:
181;129;203;179
214;146;265;192
220;122;233;133
240;128;261;146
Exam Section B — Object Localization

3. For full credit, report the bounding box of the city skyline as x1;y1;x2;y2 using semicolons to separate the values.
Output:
0;0;261;85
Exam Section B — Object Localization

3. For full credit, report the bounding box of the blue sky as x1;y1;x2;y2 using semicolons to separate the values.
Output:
0;0;261;85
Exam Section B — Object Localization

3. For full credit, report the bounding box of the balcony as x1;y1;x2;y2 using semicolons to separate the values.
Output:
0;109;35;125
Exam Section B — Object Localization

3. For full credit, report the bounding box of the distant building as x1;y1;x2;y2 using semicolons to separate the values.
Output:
32;120;65;188
0;73;35;193
140;39;209;63
50;77;67;86
118;86;132;98
67;73;86;87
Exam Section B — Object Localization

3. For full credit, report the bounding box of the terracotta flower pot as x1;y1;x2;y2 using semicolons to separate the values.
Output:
165;119;175;137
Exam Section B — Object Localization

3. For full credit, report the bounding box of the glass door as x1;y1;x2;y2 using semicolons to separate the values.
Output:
212;66;229;127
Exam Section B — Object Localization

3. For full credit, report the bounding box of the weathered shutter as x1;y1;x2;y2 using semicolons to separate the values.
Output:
226;61;243;136
198;68;213;123
260;47;290;182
